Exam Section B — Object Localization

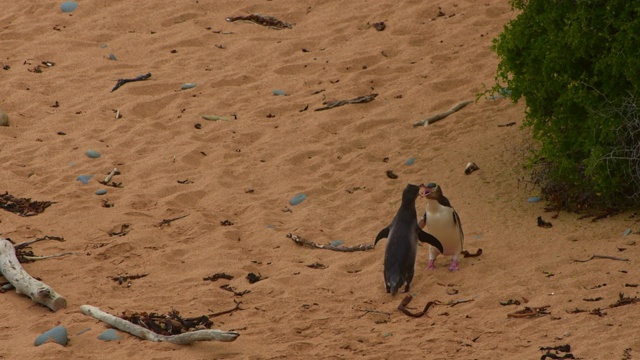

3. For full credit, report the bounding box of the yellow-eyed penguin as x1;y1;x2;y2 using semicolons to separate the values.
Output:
418;182;464;271
375;184;444;295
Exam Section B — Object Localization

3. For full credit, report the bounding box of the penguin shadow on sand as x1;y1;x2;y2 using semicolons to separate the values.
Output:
374;184;444;296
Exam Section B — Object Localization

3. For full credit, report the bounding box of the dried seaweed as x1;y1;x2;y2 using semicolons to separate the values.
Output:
119;309;212;336
0;192;53;216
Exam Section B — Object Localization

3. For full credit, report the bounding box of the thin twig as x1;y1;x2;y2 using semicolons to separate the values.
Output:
22;252;76;261
158;214;190;227
574;254;629;263
209;300;245;318
287;233;375;252
355;307;392;318
15;235;65;250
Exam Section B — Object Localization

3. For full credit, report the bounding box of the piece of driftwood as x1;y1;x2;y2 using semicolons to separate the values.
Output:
0;238;67;311
80;305;239;344
225;14;293;29
287;233;375;252
412;100;473;127
314;94;378;111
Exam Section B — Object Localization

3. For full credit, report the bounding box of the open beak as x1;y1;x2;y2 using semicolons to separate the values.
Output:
418;184;431;197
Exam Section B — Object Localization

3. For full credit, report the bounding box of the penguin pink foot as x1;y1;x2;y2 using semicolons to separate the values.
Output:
427;260;437;270
448;260;459;272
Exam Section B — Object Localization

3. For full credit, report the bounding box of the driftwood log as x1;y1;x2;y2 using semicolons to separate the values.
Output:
80;305;240;344
0;238;67;311
412;100;473;127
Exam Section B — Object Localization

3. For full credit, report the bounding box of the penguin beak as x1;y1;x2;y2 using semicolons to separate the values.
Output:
419;184;431;197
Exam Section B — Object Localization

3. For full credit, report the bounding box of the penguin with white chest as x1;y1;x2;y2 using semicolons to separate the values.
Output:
418;183;464;271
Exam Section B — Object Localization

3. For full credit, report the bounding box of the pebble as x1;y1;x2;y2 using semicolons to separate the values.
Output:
623;228;632;237
34;325;68;346
181;83;197;90
273;89;287;96
405;157;416;166
76;175;93;184
108;53;117;61
289;193;307;206
60;2;78;12
85;150;101;159
98;329;122;341
528;196;542;203
330;240;344;247
95;189;108;195
0;110;9;126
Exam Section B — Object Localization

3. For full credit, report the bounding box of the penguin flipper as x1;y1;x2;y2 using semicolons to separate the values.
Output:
374;227;390;246
418;229;444;253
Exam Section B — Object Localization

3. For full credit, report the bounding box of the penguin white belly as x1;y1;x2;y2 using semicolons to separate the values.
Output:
425;207;463;256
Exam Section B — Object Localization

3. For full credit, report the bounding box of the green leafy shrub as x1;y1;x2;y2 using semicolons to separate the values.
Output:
492;0;640;211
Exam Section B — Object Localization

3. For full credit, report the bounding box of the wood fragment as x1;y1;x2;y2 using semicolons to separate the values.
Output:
225;14;292;29
287;233;375;252
203;273;234;281
507;305;550;318
111;72;151;92
80;305;239;344
0;238;67;311
109;273;149;285
314;93;377;111
412;100;473;127
573;255;629;263
158;214;189;227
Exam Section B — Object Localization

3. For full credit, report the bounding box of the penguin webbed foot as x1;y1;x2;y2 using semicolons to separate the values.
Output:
427;259;437;270
448;260;459;272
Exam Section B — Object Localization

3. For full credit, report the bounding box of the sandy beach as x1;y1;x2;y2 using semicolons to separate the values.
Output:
1;1;638;359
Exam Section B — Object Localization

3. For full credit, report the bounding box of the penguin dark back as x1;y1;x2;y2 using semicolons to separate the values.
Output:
375;184;444;295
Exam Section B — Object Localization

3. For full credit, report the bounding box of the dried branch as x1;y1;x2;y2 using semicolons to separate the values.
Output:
80;305;239;344
287;233;375;252
412;100;473;127
0;238;67;311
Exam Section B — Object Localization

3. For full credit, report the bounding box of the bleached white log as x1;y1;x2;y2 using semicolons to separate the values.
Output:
0;238;67;311
80;305;240;344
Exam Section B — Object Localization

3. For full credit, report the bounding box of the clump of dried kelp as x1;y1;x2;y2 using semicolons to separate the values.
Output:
0;192;53;216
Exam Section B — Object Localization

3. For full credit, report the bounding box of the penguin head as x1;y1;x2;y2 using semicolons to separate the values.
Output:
419;182;442;199
402;184;421;202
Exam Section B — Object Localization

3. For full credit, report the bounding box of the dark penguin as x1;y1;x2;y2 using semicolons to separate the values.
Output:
418;183;464;271
375;184;444;295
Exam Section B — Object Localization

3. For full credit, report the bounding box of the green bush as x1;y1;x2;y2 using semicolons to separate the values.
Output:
492;0;640;211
